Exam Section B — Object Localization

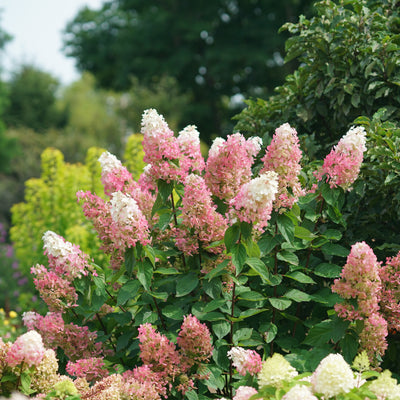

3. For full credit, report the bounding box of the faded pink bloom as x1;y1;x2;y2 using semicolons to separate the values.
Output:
177;314;213;366
228;171;278;231
360;313;388;363
227;347;262;376
233;386;258;400
138;323;182;383
316;126;366;190
204;133;262;201
141;109;185;183
260;123;305;211
129;365;167;398
379;251;400;332
175;174;228;255
6;330;45;367
177;125;205;174
66;357;109;383
31;264;78;311
332;242;387;364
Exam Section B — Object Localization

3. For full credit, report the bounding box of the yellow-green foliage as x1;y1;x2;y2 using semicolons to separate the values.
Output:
123;133;145;181
10;147;107;273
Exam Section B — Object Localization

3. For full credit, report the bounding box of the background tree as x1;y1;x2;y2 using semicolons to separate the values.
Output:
63;0;314;143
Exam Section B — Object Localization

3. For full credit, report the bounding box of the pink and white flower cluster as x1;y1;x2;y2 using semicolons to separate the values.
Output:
227;346;262;376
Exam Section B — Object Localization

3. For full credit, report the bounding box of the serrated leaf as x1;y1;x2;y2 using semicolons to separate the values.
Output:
176;272;199;297
238;291;266;302
303;318;349;346
203;299;227;313
212;320;231;340
232;243;247;274
245;257;271;284
277;213;295;244
162;305;185;320
158;179;174;201
224;224;240;252
277;250;299;265
137;259;153;291
154;267;179;275
321;243;349;257
322;229;342;241
314;263;342;278
294;226;317;241
125;247;136;276
260;322;277;343
233;328;253;345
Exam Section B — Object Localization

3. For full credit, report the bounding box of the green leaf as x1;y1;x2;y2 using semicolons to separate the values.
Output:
321;183;341;206
224;224;240;252
245;257;271;284
260;322;277;343
304;318;349;346
176;272;199;297
258;236;278;255
125;247;136;276
158;179;174;201
117;280;141;305
285;271;316;284
240;221;253;239
284;289;311;302
277;250;299;266
269;297;292;310
321;243;349;257
185;389;199;400
19;372;32;394
314;263;342;278
137;258;153;291
238;290;266;302
204;259;229;281
322;229;342;241
144;245;156;267
231;243;247;274
203;299;227;312
233;328;253;345
277;213;295;244
162;304;185;320
157;212;172;230
212;320;231;340
154;267;179;275
148;291;168;300
294;226;317;241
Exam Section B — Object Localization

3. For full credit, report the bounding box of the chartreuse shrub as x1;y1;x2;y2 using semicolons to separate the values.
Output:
3;109;400;399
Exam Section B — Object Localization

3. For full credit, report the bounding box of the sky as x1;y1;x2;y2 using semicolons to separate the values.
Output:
0;0;105;86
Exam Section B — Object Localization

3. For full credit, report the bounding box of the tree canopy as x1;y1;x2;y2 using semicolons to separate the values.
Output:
63;0;314;142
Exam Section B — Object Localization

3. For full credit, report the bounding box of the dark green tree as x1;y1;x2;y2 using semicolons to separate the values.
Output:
63;0;314;142
4;64;63;132
234;0;400;153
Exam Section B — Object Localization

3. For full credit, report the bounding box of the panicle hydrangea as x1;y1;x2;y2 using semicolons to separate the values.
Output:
80;374;123;400
316;125;366;190
6;330;45;368
138;164;157;193
281;384;318;400
177;125;205;174
175;174;228;255
233;386;258;400
227;346;262;376
258;353;298;388
141;109;185;183
379;251;400;332
138;323;182;382
129;365;167;398
77;190;150;269
177;314;213;366
229;171;278;231
311;354;356;398
30;349;59;394
31;264;78;311
66;357;109;383
368;370;400;400
98;151;155;222
204;133;262;201
42;231;95;280
260;123;305;211
121;377;161;400
359;313;388;363
332;241;382;319
109;191;151;248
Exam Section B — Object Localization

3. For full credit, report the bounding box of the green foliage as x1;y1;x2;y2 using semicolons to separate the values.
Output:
4;65;63;132
123;133;146;181
63;0;314;141
234;0;400;152
10;147;107;274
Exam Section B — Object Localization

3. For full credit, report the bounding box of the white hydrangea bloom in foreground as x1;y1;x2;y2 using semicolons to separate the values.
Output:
42;230;74;258
98;151;122;176
311;354;356;398
110;191;141;225
282;384;318;400
258;353;298;388
368;370;400;400
141;108;170;137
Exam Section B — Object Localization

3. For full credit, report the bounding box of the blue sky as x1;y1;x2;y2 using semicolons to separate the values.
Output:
0;0;105;85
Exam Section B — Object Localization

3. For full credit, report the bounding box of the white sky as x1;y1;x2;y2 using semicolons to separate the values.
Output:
0;0;105;86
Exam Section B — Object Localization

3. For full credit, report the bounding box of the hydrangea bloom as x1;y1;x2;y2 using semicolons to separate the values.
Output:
6;330;45;367
229;171;278;231
177;314;213;365
66;357;109;383
282;384;318;400
175;174;227;255
311;354;356;397
204;133;262;201
368;370;400;400
258;353;298;388
31;349;59;394
141;108;185;183
227;346;262;376
260;123;305;210
177;125;205;174
233;386;258;400
316;126;366;190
